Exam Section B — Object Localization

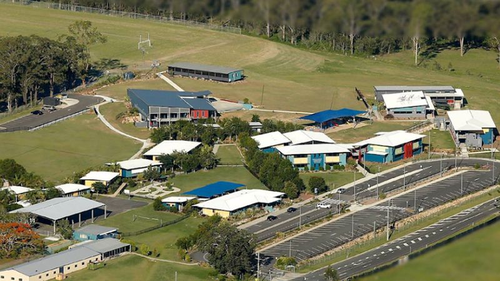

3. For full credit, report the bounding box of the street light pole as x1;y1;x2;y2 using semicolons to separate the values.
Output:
440;154;443;176
377;166;380;199
351;214;354;240
257;253;260;279
353;170;357;202
386;199;391;241
461;173;463;195
428;130;431;160
414;189;417;212
299;206;302;229
403;165;406;190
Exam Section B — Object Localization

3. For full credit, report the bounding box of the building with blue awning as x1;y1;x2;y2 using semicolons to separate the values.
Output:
300;108;366;129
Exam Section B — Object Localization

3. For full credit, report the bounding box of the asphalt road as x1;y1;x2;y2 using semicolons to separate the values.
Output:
293;198;500;281
0;94;101;132
257;159;499;271
244;158;493;243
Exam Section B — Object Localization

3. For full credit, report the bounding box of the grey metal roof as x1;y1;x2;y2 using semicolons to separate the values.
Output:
11;197;105;221
10;247;99;276
127;89;217;111
374;86;455;92
168;62;242;74
183;98;217;111
75;238;130;254
75;224;117;236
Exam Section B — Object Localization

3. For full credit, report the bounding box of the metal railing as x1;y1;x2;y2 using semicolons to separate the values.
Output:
2;0;242;34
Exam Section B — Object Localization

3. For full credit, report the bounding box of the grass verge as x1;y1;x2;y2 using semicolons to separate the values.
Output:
216;145;243;165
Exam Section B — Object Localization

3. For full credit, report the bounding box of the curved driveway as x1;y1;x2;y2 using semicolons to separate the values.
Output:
0;94;101;132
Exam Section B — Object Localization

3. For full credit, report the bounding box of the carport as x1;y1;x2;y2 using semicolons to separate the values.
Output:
12;197;107;234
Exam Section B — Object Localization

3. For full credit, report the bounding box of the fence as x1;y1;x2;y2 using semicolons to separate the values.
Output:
406;120;432;133
120;214;189;237
2;0;242;34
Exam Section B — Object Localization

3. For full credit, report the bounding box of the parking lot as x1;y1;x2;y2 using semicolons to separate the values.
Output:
0;94;102;132
96;196;147;217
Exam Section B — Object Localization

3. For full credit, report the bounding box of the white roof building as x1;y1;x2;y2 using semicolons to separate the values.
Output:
355;130;425;147
56;184;90;195
116;159;162;170
80;171;119;182
283;130;335;145
194;189;284;212
162;196;196;203
144;140;201;157
382;91;429;109
448;110;496;131
1;186;33;195
277;144;349;156
251;131;291;149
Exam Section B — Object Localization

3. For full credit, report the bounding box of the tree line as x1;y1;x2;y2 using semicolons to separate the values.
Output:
51;0;500;66
0;21;106;112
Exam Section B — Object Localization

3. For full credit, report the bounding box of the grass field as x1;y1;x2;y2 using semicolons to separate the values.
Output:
0;113;141;182
300;171;364;191
126;216;205;260
328;121;417;143
170;166;267;193
358;221;500;281
96;203;182;234
422;129;456;151
67;254;211;281
216;145;243;165
99;102;150;139
2;3;499;126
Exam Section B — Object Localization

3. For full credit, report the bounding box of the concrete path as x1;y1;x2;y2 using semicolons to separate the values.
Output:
131;183;181;199
128;252;197;266
156;71;184;91
251;108;313;115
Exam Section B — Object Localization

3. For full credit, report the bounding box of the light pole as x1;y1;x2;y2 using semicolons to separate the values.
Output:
386;199;391;241
353;170;357;202
461;173;463;195
414;189;417;212
455;147;458;172
440;154;443;176
299;206;302;229
428;130;431;160
257;253;260;279
403;165;406;190
351;214;354;240
377;166;380;199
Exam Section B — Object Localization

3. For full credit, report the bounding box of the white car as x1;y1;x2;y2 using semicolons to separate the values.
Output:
317;202;332;209
336;188;346;194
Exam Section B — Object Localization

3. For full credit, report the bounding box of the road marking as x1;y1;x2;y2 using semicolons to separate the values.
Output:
396;246;401;249
381;251;385;254
432;232;436;235
425;235;429;238
411;241;416;244
403;243;409;247
389;248;393;252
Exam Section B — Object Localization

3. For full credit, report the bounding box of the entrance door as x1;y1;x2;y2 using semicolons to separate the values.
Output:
404;142;413;159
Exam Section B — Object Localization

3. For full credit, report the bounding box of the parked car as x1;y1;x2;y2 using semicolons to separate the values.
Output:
336;188;346;194
267;215;278;221
287;207;297;213
42;105;56;111
316;202;332;209
31;110;43;115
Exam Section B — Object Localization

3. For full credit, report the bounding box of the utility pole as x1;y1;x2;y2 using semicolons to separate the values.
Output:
386;200;391;241
175;271;177;281
373;221;376;236
377;166;380;199
257;253;260;279
455;147;458;172
299;206;302;229
289;240;292;257
353;170;356;202
440;154;443;176
260;84;265;106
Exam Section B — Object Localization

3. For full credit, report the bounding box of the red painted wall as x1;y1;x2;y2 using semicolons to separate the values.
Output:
191;109;209;119
403;142;413;159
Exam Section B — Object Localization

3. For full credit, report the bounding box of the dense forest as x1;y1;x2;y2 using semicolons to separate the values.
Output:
51;0;500;63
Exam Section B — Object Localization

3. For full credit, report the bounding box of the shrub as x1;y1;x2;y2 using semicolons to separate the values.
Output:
139;244;150;256
185;254;191;262
153;197;167;211
276;256;297;270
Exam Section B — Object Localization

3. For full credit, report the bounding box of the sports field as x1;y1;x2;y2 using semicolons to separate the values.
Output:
2;3;499;126
358;221;500;281
0;113;141;182
67;254;211;281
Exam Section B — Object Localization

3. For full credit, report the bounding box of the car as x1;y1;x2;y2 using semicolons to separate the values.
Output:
336;188;346;194
267;215;278;221
287;207;297;213
31;110;43;115
42;105;56;111
418;207;425;213
316;202;332;209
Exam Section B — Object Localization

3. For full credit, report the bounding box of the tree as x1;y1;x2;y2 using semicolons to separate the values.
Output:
251;114;261;122
92;182;107;194
175;236;193;251
139;244;151;256
67;21;107;85
56;219;73;239
198;222;255;276
0;159;27;182
309;176;327;194
158;154;176;172
45;187;62;200
324;265;340;281
0;222;44;259
153;197;167;211
283;181;299;199
143;165;162;181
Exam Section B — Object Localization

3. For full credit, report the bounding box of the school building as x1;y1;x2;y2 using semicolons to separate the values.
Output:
354;130;425;163
143;140;201;161
277;144;350;171
167;62;243;83
447;110;497;148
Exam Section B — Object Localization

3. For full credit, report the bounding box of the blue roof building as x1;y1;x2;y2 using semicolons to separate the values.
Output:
300;108;366;129
127;89;218;128
183;181;244;198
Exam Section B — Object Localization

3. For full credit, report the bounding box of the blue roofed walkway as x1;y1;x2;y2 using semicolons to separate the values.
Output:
183;181;244;198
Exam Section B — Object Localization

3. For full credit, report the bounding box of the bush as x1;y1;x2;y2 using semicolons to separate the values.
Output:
178;249;187;260
474;163;481;169
309;176;327;194
276;256;297;270
333;164;345;171
139;244;150;256
185;254;191;262
153;197;167;211
385;114;394;120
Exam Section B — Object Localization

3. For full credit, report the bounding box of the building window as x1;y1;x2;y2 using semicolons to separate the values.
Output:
82;262;85;265
67;267;70;270
53;271;56;274
75;265;77;268
39;277;41;279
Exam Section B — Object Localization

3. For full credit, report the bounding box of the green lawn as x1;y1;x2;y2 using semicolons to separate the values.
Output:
216;145;243;165
0;113;141;182
96;203;181;234
300;171;364;191
67;254;211;281
328;121;417;144
358;221;500;281
170;166;267;193
423;129;456;152
99;102;150;140
126;216;205;261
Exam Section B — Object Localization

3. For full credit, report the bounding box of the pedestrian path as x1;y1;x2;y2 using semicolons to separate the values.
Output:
156;71;184;91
